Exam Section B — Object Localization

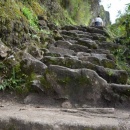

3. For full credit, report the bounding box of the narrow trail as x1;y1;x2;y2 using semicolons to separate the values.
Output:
1;25;130;130
0;96;130;130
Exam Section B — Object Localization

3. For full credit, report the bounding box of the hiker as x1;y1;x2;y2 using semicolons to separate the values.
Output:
94;15;103;26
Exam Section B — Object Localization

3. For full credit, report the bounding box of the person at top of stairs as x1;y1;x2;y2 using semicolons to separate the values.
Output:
91;15;104;27
95;15;104;26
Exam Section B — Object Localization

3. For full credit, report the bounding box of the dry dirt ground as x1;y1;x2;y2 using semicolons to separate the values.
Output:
0;92;130;130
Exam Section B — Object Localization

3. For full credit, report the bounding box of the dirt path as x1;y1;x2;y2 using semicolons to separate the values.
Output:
0;94;130;130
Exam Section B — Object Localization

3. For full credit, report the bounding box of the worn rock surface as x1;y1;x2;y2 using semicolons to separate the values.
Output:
41;25;129;108
0;94;130;130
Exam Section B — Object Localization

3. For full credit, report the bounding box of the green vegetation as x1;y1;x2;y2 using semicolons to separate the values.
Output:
57;77;71;85
108;3;130;84
0;63;25;91
0;0;93;35
110;3;130;38
77;76;91;85
0;61;37;94
107;69;114;76
40;76;51;90
58;0;91;25
22;6;38;29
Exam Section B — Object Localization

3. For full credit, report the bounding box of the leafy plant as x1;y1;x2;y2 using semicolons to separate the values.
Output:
109;3;130;80
22;6;38;29
0;66;25;91
60;0;91;25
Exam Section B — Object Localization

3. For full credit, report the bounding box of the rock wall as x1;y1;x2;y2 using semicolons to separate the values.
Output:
88;0;111;26
41;0;110;25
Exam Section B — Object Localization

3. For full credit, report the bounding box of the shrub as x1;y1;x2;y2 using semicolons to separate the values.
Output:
22;6;38;28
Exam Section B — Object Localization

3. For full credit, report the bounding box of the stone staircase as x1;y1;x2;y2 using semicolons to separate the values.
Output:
1;25;130;130
42;25;130;108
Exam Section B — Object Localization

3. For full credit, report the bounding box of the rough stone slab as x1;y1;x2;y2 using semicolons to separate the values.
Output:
86;27;110;37
109;83;130;96
99;42;120;50
48;46;76;56
77;108;115;114
96;66;128;84
0;102;130;130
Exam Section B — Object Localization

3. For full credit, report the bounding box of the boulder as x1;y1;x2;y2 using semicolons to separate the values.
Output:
62;34;76;41
24;42;44;60
45;65;108;106
17;52;47;75
86;27;110;37
99;42;120;51
91;49;110;54
31;75;44;93
78;56;101;66
101;59;116;69
48;46;76;57
61;25;78;30
96;66;128;84
77;52;91;58
77;39;98;49
91;53;107;60
54;40;72;49
0;41;10;59
43;56;65;66
69;44;89;52
105;83;130;107
54;40;91;53
109;83;130;96
92;33;107;41
60;30;78;38
78;34;93;39
43;56;95;69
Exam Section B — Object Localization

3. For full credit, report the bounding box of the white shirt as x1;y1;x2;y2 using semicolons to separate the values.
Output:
95;17;103;23
95;17;103;25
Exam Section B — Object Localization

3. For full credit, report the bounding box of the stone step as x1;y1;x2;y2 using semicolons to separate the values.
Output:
77;52;116;69
42;56;90;68
47;40;115;63
91;33;107;42
43;53;116;69
0;104;127;130
61;25;78;30
45;42;112;60
77;33;93;39
60;26;109;40
60;27;108;43
77;108;115;114
78;56;115;68
60;30;93;39
76;38;98;49
60;30;78;38
48;46;76;57
42;52;116;69
53;41;112;55
109;83;130;96
62;34;77;41
90;49;110;54
98;42;120;51
54;40;90;53
52;41;114;58
77;26;110;37
42;56;127;84
106;83;130;108
90;25;104;30
96;66;128;84
86;27;110;37
69;29;91;36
